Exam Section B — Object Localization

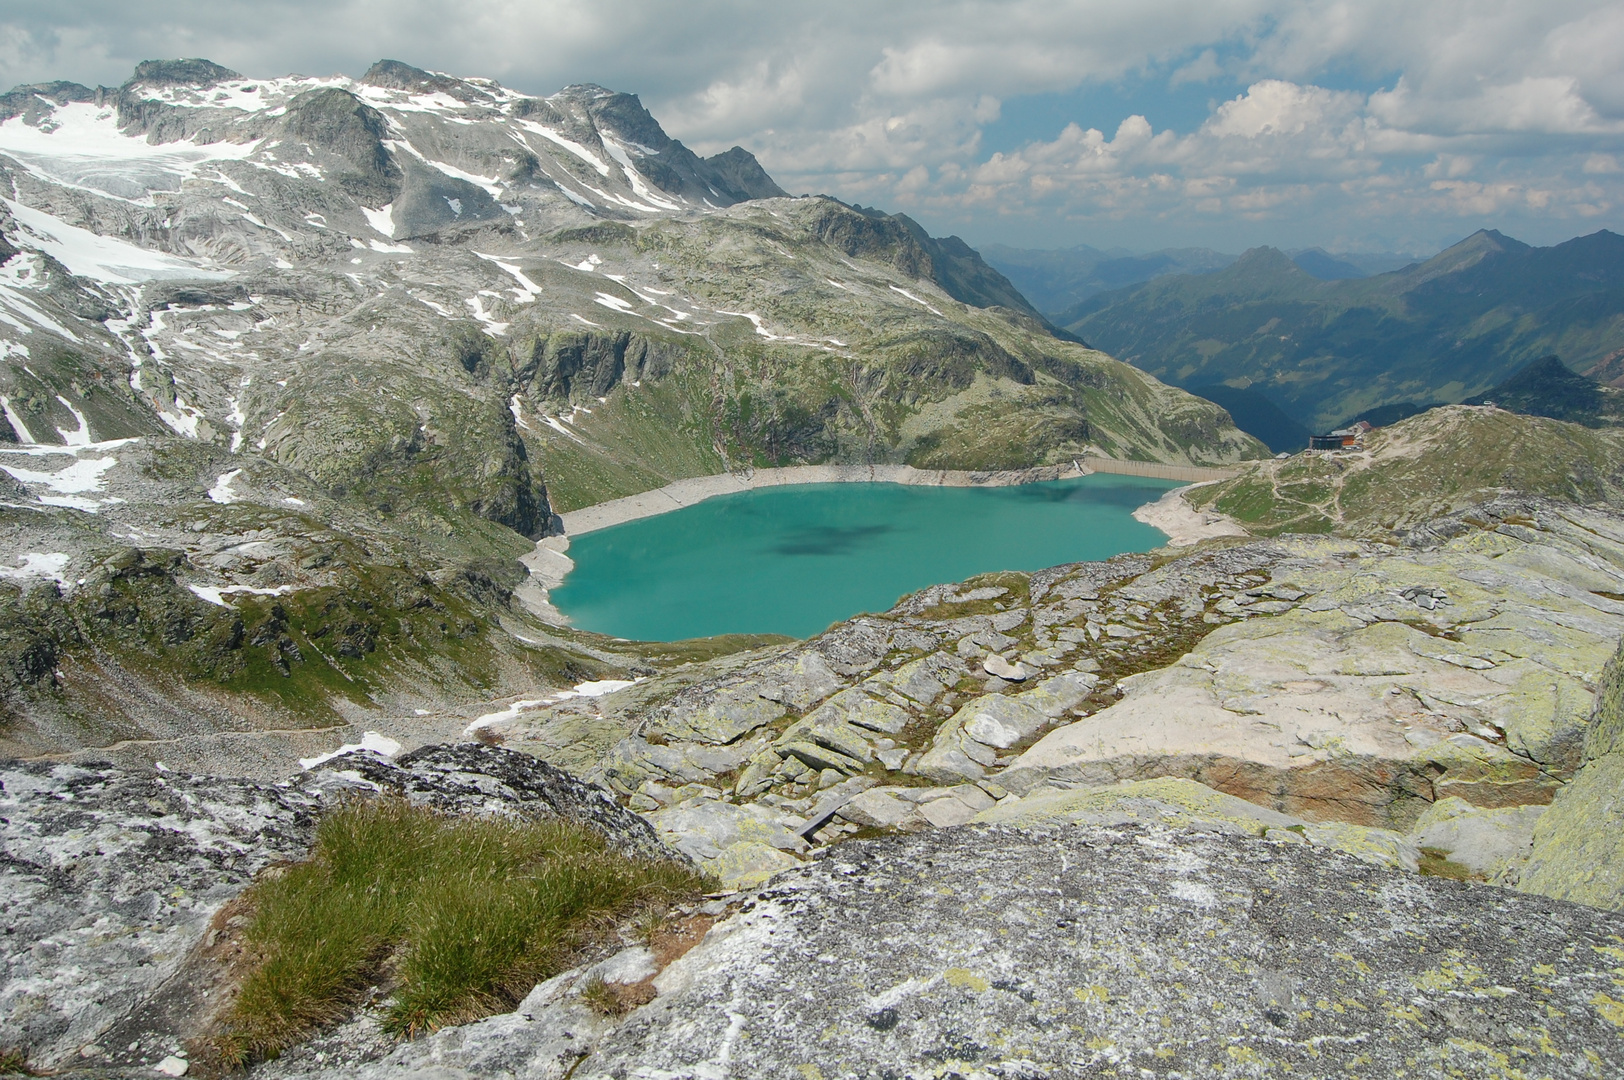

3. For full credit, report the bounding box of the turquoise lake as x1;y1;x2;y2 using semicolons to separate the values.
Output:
551;475;1179;641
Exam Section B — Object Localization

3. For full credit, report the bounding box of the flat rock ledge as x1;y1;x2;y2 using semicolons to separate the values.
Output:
318;823;1624;1080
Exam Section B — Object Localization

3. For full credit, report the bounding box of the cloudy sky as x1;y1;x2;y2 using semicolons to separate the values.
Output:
4;1;1622;255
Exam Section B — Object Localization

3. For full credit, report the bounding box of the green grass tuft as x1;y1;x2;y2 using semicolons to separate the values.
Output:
1417;846;1479;882
214;799;710;1063
0;1047;36;1076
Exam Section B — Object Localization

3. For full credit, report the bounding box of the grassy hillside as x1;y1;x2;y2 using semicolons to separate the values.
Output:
1185;406;1624;535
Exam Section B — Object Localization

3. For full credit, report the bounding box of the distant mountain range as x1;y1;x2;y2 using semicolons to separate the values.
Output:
1055;229;1624;431
981;242;1416;316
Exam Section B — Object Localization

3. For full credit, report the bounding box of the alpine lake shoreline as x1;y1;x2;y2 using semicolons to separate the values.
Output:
521;458;1244;637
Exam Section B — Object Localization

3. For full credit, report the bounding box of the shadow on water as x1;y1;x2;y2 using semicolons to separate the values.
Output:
1007;481;1169;508
771;524;894;556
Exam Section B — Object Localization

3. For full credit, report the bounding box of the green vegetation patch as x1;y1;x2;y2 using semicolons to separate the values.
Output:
214;799;711;1063
1417;846;1478;882
1190;406;1624;536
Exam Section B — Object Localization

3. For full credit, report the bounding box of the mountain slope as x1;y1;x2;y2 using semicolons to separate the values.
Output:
1464;354;1624;426
0;58;1262;755
1189;383;1312;453
1065;229;1624;430
1185;405;1624;536
982;243;1239;314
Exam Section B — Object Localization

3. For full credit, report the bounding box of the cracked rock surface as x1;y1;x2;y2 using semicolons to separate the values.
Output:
317;823;1624;1080
0;743;684;1073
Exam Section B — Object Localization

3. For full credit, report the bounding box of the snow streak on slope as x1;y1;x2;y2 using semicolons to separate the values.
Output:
0;103;260;202
4;199;229;283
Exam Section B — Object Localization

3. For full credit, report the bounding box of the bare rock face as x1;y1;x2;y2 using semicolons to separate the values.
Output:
307;742;675;863
581;825;1624;1078
0;744;682;1073
307;823;1624;1079
0;760;320;1071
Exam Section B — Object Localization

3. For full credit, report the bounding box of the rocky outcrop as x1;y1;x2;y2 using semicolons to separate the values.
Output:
0;744;681;1073
307;742;676;863
1518;634;1624;909
0;760;320;1072
307;823;1624;1079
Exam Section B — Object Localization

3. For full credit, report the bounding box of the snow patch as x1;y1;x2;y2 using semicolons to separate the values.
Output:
600;137;682;210
465;295;509;335
0;102;260;203
0;454;117;493
518;121;611;175
554;183;596;208
475;253;543;302
0;284;82;341
53;395;91;445
0;551;70;585
715;310;781;340
298;731;403;770
889;285;944;316
1;395;38;444
362;204;395;238
5;199;227;284
188;582;298;607
208;469;243;504
464;679;638;734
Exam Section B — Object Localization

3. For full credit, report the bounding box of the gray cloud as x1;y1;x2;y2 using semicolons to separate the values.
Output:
2;1;1622;252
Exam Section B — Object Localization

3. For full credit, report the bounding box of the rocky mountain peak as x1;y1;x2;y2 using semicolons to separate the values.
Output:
361;58;467;96
125;57;243;89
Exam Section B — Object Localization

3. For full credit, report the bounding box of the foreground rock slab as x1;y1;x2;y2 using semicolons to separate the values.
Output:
0;744;684;1074
0;761;320;1072
332;823;1624;1080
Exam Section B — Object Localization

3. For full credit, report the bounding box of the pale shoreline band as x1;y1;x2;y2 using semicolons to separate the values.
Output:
556;457;1243;537
515;457;1249;624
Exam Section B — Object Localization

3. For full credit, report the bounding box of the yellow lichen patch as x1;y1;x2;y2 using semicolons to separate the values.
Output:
1385;1001;1424;1024
1531;963;1557;977
944;967;990;992
1072;985;1109;1003
1592;992;1624;1027
797;1065;824;1080
1226;1044;1266;1065
1413;952;1487;992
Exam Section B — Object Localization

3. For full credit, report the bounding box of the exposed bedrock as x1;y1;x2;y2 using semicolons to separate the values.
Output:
315;824;1624;1080
0;745;680;1073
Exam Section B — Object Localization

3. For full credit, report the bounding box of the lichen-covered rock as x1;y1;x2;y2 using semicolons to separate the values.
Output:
642;796;807;888
552;824;1624;1078
1518;635;1624;910
0;760;319;1072
836;783;996;831
977;776;1422;870
1519;753;1624;909
308;743;675;863
1409;796;1544;879
995;524;1623;826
